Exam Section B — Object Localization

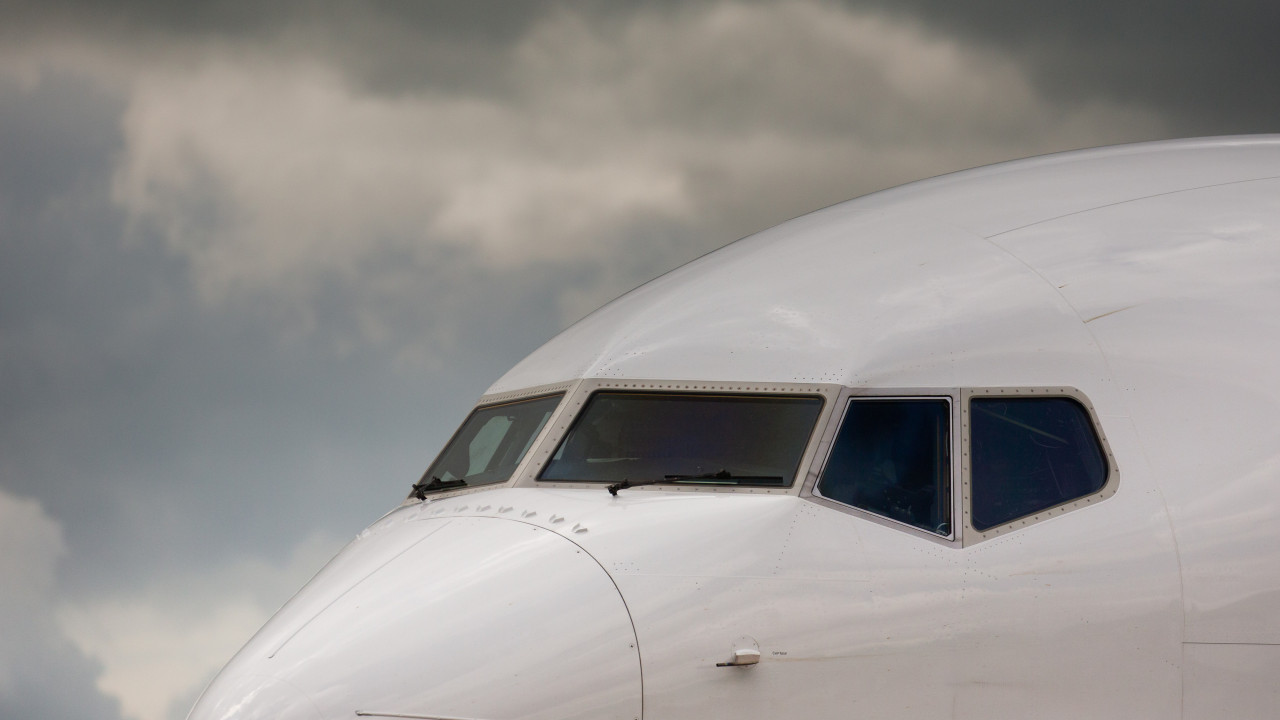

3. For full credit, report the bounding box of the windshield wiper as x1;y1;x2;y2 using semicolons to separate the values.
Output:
411;476;467;499
607;470;784;496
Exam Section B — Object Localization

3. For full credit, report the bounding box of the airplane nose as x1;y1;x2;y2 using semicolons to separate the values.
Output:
187;673;322;720
187;516;642;720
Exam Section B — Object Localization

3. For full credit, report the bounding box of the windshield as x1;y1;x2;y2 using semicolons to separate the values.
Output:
538;392;823;487
416;394;563;496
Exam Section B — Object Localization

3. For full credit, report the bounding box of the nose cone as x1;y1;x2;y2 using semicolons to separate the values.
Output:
186;674;322;720
189;516;641;720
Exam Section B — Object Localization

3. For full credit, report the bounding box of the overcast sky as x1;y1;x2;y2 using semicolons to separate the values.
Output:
0;2;1275;718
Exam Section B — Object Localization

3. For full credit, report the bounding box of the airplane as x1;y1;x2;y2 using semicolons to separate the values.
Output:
186;135;1280;719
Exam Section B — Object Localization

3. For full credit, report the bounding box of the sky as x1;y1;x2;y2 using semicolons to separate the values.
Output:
0;2;1275;718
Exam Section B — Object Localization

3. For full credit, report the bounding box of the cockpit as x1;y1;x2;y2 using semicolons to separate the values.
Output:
410;381;1116;545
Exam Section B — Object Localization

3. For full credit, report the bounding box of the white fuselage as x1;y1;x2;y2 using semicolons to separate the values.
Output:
188;136;1280;719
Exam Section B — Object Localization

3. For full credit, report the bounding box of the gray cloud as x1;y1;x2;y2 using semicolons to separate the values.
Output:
0;489;124;720
0;71;559;589
0;63;569;718
83;1;1165;321
6;0;1274;134
853;0;1280;135
10;0;1269;133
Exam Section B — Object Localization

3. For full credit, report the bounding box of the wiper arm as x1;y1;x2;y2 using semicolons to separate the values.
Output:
607;470;783;496
411;476;467;499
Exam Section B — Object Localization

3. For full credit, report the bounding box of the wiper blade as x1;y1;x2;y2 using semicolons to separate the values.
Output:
607;470;784;496
411;476;467;499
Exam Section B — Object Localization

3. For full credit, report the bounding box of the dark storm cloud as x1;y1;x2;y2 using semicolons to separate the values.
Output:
1;0;567;98
11;0;1273;136
0;65;588;717
853;0;1280;135
0;0;543;38
0;71;131;719
0;69;567;595
0;490;125;720
0;611;126;720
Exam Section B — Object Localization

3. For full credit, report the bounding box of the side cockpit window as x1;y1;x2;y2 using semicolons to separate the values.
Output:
414;393;563;497
816;398;951;536
970;397;1108;531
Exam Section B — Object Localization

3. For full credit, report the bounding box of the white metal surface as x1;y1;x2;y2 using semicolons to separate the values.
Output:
188;136;1280;719
192;511;642;720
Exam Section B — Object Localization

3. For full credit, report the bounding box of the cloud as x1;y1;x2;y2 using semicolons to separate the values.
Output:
0;490;64;627
57;531;346;720
0;4;1170;349
0;489;124;719
854;0;1280;135
0;63;539;585
86;1;1163;329
109;52;694;290
11;0;1274;137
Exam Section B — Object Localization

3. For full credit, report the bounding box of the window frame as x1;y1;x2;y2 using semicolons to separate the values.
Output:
802;389;963;545
960;387;1119;543
536;390;826;488
414;380;1118;548
811;394;956;538
518;378;842;495
406;381;576;502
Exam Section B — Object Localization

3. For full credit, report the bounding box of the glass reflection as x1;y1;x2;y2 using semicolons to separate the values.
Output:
971;397;1107;530
416;394;563;497
540;392;823;487
817;398;951;535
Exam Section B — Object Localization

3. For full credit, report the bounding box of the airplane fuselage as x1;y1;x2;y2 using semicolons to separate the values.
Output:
188;136;1280;719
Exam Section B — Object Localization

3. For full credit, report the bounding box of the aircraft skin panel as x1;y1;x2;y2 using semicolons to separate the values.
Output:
271;486;1179;719
568;473;1180;718
493;218;1107;392
488;136;1280;395
885;135;1280;240
191;514;642;720
992;176;1280;645
1183;643;1280;718
236;515;457;663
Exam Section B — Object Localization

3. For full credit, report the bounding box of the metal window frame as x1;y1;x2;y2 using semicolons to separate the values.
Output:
404;380;577;504
413;381;1119;548
959;386;1119;545
514;378;843;494
800;388;962;546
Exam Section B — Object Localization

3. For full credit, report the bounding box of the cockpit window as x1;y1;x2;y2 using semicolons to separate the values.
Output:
538;392;823;487
970;397;1107;531
816;398;952;535
415;394;563;497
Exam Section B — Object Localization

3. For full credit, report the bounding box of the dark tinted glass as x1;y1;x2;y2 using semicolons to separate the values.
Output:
419;394;563;492
817;399;951;535
539;393;823;487
970;397;1107;531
